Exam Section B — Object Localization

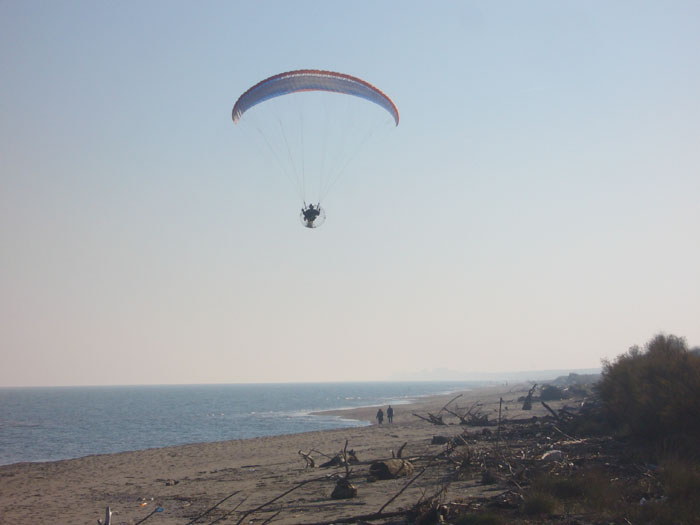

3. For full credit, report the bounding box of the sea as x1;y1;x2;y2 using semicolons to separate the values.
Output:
0;381;486;466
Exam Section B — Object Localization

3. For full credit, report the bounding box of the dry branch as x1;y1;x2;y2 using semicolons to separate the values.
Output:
377;467;428;514
439;393;463;413
234;476;330;525
207;497;248;525
184;490;240;525
392;441;408;459
412;412;445;425
298;450;315;469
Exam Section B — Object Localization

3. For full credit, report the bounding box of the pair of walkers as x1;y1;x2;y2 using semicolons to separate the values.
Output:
376;405;394;425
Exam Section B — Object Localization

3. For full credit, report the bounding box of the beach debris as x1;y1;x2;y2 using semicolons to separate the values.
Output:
431;435;450;445
97;506;112;525
541;449;564;462
391;441;408;458
413;412;445;425
319;454;346;468
328;439;358;499
521;384;538;410
368;459;415;481
443;399;490;426
414;393;488;426
331;478;357;499
480;468;498;484
298;449;316;469
318;448;359;468
165;479;179;486
412;498;449;525
182;490;242;525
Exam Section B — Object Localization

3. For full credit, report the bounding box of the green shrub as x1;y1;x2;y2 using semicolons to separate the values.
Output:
596;334;700;445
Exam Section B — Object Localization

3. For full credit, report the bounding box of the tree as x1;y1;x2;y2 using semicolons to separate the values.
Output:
597;334;700;444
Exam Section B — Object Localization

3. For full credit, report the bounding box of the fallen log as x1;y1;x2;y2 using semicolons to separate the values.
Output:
319;455;345;468
368;459;414;480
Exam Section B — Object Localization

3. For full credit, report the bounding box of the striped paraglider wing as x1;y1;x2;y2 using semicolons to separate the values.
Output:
232;69;399;126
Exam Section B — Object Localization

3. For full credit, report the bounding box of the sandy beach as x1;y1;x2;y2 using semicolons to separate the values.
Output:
0;383;548;524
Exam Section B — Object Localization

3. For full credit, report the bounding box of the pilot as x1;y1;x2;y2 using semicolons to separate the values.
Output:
302;203;321;226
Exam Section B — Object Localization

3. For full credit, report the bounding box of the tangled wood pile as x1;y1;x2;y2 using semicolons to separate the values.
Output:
412;393;491;427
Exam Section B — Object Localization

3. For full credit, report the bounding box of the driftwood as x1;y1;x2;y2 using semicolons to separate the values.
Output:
331;478;357;499
298;450;315;469
440;393;464;412
235;476;329;525
540;400;562;423
392;441;408;458
207;497;248;525
411;393;464;426
320;455;346;468
412;412;445;425
413;393;494;426
331;440;357;499
260;510;281;525
318;451;358;468
444;399;489;426
183;491;241;525
368;459;414;480
98;507;111;525
377;466;428;513
522;384;538;410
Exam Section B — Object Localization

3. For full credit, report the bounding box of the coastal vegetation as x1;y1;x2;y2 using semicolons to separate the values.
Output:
490;333;700;524
597;333;700;449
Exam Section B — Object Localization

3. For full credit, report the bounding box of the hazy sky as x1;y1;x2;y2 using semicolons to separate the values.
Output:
2;1;699;387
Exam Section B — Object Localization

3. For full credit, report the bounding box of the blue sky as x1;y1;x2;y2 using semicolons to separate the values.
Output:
1;1;699;386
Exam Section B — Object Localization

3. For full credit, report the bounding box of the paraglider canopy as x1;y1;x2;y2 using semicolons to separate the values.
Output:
232;69;399;126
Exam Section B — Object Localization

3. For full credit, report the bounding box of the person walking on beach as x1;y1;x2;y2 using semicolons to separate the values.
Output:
387;405;394;423
376;408;384;425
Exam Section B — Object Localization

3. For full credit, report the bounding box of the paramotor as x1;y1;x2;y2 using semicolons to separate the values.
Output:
232;69;399;228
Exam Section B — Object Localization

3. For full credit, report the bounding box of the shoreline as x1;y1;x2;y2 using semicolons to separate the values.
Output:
0;381;495;467
308;383;497;418
0;382;536;524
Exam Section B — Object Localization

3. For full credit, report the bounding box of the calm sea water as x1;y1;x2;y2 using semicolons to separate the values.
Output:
0;381;484;466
